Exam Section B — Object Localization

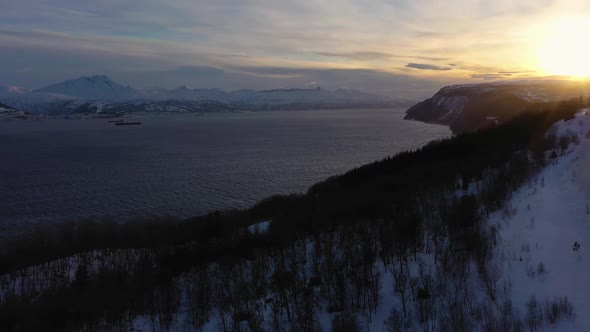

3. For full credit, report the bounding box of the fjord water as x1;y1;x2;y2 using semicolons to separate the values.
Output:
0;109;450;235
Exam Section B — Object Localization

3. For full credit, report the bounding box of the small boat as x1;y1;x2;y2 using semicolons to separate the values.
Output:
115;121;142;126
108;119;124;123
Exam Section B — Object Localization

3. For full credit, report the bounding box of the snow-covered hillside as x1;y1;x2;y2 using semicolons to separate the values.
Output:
491;110;590;331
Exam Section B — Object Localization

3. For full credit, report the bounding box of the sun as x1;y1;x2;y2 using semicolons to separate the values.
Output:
537;17;590;77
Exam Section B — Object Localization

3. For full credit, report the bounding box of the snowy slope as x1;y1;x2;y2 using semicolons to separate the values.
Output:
491;110;590;331
0;85;72;115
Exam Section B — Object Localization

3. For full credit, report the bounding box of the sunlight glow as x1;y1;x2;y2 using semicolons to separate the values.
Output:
537;17;590;77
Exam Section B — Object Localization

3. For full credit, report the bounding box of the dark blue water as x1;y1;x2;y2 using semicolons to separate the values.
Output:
0;109;450;235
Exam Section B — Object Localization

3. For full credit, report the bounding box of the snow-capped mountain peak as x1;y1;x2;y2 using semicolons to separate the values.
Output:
34;75;142;101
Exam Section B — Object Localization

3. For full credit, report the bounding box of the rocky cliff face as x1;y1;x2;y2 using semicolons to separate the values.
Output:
405;80;590;133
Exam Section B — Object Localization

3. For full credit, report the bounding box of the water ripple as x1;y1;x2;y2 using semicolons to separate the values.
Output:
0;109;451;235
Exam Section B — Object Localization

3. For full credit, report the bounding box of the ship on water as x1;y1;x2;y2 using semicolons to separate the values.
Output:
115;121;142;126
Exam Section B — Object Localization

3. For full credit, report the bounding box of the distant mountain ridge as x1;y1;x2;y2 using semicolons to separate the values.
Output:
0;85;72;114
0;102;38;120
0;75;413;117
405;80;590;132
34;75;143;101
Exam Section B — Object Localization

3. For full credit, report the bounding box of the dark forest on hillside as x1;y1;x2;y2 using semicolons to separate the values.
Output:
0;99;583;331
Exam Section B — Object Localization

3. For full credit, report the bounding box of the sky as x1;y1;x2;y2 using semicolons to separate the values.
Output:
1;0;590;98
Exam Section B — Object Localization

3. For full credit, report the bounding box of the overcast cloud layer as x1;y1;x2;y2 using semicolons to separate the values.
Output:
1;0;589;98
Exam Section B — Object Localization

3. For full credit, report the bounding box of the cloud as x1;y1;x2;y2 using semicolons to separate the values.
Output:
455;63;504;73
470;73;512;80
318;52;452;64
316;51;394;61
406;63;453;71
413;56;451;61
121;66;226;89
1;0;587;92
412;30;444;39
223;66;453;98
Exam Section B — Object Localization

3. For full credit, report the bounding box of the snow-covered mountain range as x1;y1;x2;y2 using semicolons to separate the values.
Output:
405;80;590;133
0;75;412;117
